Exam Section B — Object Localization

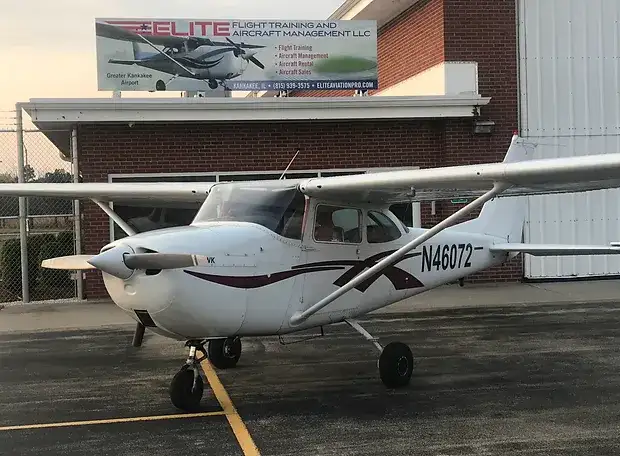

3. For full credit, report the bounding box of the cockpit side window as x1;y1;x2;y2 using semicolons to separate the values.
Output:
192;183;307;240
278;191;307;240
367;210;402;243
313;205;362;244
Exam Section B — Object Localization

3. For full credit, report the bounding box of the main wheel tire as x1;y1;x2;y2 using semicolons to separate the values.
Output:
155;80;166;91
169;365;204;411
378;341;414;388
208;337;241;369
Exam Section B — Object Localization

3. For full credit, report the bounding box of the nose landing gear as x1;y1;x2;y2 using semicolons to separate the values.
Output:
169;337;243;412
170;341;206;411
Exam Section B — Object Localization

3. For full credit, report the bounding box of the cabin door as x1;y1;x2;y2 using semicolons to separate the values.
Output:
298;202;363;321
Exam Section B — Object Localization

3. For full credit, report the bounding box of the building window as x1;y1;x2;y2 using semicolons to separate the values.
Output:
314;205;362;244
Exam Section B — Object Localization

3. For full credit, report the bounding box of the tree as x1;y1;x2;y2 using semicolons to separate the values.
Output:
23;165;35;182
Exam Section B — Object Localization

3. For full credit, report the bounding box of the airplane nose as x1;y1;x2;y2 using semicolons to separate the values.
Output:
88;244;135;279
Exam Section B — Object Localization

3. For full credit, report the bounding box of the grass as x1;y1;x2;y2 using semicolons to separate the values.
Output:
314;56;378;74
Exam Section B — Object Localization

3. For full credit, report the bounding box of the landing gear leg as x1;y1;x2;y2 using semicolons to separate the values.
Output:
345;319;414;388
208;336;242;369
170;340;206;411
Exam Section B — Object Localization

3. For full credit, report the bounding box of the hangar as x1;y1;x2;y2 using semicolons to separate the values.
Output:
17;0;620;301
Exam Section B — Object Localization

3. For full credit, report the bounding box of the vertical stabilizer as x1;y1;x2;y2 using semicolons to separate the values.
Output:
452;135;535;243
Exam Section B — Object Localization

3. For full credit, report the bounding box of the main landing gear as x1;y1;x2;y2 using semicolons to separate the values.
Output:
169;337;242;411
345;319;414;388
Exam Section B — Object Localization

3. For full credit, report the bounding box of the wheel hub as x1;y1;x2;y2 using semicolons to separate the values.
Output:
396;356;409;376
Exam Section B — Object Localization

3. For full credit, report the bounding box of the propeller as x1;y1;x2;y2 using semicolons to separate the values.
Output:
40;246;213;348
41;246;213;279
225;37;265;69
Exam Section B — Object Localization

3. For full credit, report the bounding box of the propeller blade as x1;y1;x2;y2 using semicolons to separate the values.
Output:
249;56;265;69
225;37;241;50
123;253;213;270
41;255;97;270
41;246;215;281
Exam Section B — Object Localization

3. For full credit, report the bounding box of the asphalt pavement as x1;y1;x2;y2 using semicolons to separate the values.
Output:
1;280;620;455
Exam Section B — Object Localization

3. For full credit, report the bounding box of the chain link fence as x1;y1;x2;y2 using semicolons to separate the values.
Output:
0;108;79;304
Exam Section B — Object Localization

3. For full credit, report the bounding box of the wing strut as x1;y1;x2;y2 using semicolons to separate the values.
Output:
289;182;509;326
92;199;136;236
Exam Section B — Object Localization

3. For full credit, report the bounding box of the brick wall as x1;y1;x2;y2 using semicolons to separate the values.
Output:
294;0;521;282
78;118;449;298
291;0;445;97
77;0;521;298
441;0;521;281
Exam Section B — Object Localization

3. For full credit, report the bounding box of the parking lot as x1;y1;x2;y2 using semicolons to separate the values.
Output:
1;299;620;455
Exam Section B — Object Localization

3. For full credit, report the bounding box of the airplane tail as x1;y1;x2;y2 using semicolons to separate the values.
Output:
452;135;535;244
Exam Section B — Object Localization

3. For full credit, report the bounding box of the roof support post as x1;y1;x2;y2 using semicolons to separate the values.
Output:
71;127;84;300
15;103;29;303
289;182;509;326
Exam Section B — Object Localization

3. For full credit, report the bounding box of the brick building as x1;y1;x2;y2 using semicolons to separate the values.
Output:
24;0;582;299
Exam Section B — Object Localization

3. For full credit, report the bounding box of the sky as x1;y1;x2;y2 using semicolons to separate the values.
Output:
0;0;346;175
0;0;346;113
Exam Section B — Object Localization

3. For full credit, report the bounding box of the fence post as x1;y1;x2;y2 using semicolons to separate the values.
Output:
71;127;84;300
15;103;29;303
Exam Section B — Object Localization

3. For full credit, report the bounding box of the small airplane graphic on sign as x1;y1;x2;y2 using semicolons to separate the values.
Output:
97;21;266;91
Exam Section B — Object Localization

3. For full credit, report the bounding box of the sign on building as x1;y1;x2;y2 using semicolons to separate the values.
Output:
95;18;378;93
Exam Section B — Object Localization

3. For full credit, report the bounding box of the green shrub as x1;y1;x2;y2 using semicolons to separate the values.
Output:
38;240;72;290
56;231;75;252
0;232;75;300
27;234;55;291
1;238;22;298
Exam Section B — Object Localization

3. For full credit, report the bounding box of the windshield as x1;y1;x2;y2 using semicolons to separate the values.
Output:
193;181;306;240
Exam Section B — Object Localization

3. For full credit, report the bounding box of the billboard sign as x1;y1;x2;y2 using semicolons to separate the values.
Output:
95;18;378;93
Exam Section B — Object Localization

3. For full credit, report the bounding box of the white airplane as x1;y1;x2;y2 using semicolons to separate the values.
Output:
4;134;620;412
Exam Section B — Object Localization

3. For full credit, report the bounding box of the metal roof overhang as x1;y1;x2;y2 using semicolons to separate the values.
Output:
20;95;490;159
330;0;422;26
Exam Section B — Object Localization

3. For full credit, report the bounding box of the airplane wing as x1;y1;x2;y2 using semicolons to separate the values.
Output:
0;182;214;205
489;243;620;256
96;21;211;48
298;138;620;203
95;21;265;50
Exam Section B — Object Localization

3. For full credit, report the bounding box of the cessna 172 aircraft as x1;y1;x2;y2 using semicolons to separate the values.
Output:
96;21;266;91
3;134;620;412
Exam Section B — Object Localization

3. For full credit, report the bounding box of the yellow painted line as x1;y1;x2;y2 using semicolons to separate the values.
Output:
0;410;226;432
200;358;261;456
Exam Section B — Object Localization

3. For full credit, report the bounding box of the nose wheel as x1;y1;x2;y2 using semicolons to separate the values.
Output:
170;341;206;412
169;338;243;411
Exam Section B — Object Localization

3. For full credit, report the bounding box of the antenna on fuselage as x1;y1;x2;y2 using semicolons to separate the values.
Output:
279;149;300;180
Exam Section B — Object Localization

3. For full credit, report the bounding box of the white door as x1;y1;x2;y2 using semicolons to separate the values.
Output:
299;202;363;319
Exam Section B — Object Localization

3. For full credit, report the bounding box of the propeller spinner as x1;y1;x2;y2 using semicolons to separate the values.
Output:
225;37;265;69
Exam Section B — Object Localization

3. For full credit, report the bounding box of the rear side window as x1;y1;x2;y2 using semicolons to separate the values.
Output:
314;205;362;244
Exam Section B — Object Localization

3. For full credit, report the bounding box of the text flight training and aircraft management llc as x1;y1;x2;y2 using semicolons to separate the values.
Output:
95;18;378;93
4;135;620;411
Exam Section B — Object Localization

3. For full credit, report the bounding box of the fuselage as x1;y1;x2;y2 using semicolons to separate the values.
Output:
116;47;248;81
102;196;509;341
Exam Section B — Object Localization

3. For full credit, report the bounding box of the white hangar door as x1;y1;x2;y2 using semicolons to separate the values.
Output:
518;0;620;279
